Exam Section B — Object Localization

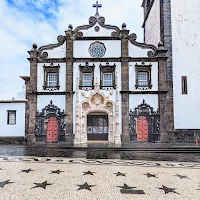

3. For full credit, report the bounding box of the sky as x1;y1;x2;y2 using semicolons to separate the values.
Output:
0;0;144;100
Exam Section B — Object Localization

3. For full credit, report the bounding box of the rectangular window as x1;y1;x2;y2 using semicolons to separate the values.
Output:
138;72;148;86
82;73;92;86
48;73;57;87
7;110;16;125
182;76;188;94
103;73;112;86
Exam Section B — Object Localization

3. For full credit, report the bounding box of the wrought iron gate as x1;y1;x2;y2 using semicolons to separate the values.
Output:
129;99;160;142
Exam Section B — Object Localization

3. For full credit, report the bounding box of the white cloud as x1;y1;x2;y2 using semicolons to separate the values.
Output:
0;0;144;100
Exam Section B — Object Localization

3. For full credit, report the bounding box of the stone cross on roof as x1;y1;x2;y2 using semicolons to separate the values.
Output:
93;1;102;17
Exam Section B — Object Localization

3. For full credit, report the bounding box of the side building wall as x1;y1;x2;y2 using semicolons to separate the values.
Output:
171;0;200;140
0;102;26;143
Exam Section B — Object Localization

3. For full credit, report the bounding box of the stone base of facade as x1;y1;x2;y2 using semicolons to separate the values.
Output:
174;129;200;142
0;137;25;144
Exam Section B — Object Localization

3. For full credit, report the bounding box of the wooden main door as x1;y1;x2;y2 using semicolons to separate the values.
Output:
46;117;58;143
137;116;149;142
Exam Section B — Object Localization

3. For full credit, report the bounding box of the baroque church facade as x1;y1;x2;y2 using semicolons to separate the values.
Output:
17;0;199;144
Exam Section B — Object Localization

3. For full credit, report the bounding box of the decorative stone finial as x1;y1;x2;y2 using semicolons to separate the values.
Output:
68;24;73;31
158;41;164;50
122;23;126;30
32;43;37;50
50;100;53;105
142;99;145;104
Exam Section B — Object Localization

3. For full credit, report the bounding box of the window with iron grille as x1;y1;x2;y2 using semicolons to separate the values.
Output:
82;73;92;86
135;62;152;89
103;73;112;86
138;72;148;86
79;63;95;89
48;73;57;87
43;64;60;90
7;110;16;125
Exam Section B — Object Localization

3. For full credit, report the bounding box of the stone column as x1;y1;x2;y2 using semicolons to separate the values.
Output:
27;44;38;144
120;28;130;144
156;42;173;142
65;29;74;144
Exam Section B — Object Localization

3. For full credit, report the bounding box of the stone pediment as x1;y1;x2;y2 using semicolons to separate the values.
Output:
74;16;121;37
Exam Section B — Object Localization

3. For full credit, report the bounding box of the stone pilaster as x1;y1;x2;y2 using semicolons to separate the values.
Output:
120;29;130;144
156;42;174;142
27;44;38;144
65;30;74;144
160;0;174;142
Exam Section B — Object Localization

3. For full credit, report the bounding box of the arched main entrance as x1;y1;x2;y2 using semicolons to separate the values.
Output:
87;112;108;141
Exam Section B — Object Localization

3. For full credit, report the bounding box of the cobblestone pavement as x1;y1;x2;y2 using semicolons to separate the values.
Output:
0;156;199;200
0;145;199;162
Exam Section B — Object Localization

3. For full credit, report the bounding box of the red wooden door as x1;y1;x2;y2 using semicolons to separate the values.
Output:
46;117;58;143
137;116;148;142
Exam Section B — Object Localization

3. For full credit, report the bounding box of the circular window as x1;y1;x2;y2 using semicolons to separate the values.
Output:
89;41;106;58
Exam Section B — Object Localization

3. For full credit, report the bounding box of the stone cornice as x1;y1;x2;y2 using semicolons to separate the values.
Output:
0;100;27;103
120;90;168;94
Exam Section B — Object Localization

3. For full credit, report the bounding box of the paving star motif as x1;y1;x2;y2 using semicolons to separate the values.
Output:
77;182;95;191
21;169;34;173
114;172;126;176
31;181;52;189
83;171;95;176
174;174;189;179
0;180;14;188
158;185;179;194
143;173;157;178
50;170;64;174
117;183;136;190
0;168;3;170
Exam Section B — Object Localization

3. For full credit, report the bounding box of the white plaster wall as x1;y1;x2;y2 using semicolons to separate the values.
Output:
45;42;66;58
144;0;160;47
171;0;200;129
81;26;114;37
129;62;158;91
37;95;65;111
37;63;66;92
73;62;122;134
129;95;158;111
0;103;25;136
128;42;151;57
74;40;121;58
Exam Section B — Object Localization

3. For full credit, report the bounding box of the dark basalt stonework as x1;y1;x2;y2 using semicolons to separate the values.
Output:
0;137;25;144
174;129;200;142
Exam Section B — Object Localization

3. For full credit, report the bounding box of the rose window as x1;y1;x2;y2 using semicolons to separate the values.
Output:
88;41;106;58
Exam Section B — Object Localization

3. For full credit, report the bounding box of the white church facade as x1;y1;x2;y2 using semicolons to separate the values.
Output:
0;0;199;144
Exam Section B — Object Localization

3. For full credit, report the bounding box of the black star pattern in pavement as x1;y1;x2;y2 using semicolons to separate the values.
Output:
33;158;39;161
174;174;189;179
143;173;157;178
77;182;95;191
50;170;64;174
21;169;34;173
83;171;95;176
0;168;3;170
46;159;51;161
117;183;136;190
117;183;145;194
56;159;64;162
114;172;126;176
0;180;14;188
31;181;52;189
158;185;179;194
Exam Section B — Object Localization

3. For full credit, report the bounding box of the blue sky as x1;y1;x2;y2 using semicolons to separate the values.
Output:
0;0;144;99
